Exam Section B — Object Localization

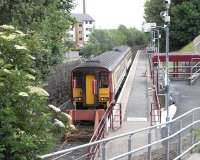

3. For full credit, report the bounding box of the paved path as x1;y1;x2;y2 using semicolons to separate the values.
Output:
170;80;200;117
125;51;148;121
187;153;200;160
104;50;153;159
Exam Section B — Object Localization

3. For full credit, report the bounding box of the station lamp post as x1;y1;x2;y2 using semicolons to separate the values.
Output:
161;1;171;160
160;0;171;122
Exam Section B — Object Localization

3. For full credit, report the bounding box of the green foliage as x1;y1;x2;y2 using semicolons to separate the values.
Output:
170;0;200;50
179;41;194;53
0;0;75;79
144;0;200;51
80;25;147;57
0;26;55;160
144;0;165;26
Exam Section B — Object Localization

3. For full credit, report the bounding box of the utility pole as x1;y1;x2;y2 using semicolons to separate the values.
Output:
83;0;86;14
157;29;160;53
161;1;171;160
165;0;170;123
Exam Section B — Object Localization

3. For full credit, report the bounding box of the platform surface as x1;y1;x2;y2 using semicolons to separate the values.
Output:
170;80;200;117
187;153;200;160
125;51;148;120
105;50;152;159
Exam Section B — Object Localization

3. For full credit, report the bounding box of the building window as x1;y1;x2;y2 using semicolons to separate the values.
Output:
85;21;88;24
86;35;89;37
86;28;92;32
79;31;82;34
79;24;82;27
79;38;83;41
89;21;92;24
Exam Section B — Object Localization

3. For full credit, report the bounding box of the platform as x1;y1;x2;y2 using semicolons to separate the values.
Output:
170;80;200;117
187;153;200;160
105;50;153;159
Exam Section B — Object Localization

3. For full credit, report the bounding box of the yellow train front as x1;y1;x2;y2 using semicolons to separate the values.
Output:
71;46;133;109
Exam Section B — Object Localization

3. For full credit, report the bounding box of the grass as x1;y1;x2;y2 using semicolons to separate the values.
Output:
179;41;194;53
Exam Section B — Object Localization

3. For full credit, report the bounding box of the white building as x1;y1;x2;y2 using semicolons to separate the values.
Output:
69;13;95;48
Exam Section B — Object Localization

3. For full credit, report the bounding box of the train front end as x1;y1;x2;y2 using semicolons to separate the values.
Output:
71;62;112;109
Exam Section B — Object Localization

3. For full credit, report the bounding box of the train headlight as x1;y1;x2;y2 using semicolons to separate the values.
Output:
100;97;109;101
74;97;83;101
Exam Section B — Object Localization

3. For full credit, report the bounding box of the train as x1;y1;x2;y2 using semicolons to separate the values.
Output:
71;45;133;109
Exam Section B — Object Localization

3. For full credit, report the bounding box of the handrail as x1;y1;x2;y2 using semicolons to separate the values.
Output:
88;101;115;159
89;101;114;143
154;87;161;110
173;141;200;160
38;106;200;159
191;61;200;73
110;120;200;160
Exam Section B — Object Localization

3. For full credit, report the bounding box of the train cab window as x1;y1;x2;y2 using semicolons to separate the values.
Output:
73;72;82;88
99;72;109;88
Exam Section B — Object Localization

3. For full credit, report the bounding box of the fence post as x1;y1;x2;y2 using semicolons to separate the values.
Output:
165;122;171;160
128;134;133;160
178;120;182;160
102;141;106;160
147;129;152;160
191;112;195;153
119;104;122;127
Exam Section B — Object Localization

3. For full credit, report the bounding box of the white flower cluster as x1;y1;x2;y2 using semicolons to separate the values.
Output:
14;45;28;50
0;25;15;30
3;69;11;74
48;104;61;113
25;74;35;81
27;54;36;60
1;34;17;41
27;86;49;97
19;92;29;97
61;112;72;121
54;118;65;128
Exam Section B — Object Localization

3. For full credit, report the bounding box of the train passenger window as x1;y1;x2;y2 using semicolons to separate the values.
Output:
73;72;82;88
99;72;108;88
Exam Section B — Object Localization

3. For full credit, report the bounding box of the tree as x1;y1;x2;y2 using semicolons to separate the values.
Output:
0;25;63;160
0;0;75;79
79;30;114;57
170;0;200;50
144;0;200;51
144;0;165;27
80;26;147;57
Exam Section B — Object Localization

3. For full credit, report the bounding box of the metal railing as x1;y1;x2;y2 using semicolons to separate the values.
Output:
38;107;200;160
188;61;200;84
88;103;122;160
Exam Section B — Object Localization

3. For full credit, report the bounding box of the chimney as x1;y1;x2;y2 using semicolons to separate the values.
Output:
83;0;86;14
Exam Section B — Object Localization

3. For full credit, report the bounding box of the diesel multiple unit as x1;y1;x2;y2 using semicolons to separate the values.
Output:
71;46;133;109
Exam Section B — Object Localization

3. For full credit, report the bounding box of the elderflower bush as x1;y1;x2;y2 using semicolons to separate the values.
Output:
0;25;62;160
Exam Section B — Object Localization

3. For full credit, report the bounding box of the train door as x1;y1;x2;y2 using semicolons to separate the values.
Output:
85;75;96;105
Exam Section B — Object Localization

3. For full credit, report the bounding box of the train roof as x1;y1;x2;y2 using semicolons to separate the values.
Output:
74;46;131;72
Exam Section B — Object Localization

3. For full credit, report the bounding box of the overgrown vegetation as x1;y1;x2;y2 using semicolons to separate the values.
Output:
144;0;200;52
80;25;148;57
0;0;75;80
179;42;194;53
0;25;75;160
0;0;75;159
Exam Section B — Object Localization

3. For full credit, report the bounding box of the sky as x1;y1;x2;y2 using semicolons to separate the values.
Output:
72;0;146;30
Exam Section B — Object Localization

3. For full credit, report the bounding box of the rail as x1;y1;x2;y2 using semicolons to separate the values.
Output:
38;106;200;160
88;102;120;160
